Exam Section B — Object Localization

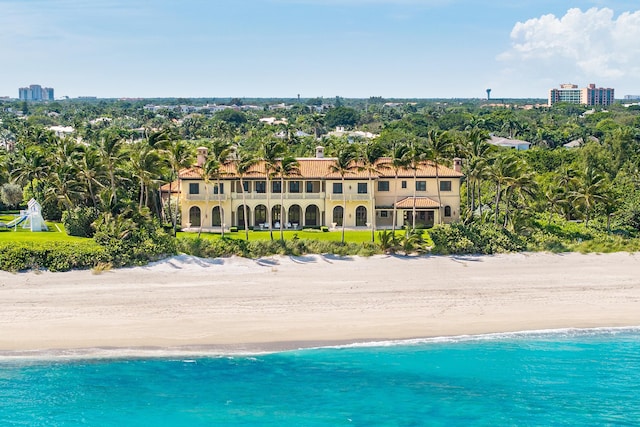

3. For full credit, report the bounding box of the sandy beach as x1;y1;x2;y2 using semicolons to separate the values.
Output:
1;252;639;356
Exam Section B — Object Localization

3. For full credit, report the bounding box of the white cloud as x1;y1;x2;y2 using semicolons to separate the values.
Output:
499;7;640;82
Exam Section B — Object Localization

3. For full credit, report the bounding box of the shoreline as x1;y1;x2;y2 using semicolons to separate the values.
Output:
1;252;640;358
2;326;640;361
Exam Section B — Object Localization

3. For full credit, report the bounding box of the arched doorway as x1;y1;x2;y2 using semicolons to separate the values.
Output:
237;205;251;229
355;205;367;227
288;205;301;228
189;206;201;227
332;206;343;226
212;206;223;227
272;204;282;226
305;205;319;226
254;204;267;227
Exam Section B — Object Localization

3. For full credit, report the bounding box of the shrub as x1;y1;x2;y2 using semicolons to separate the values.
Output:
1;184;23;208
176;236;381;259
62;206;100;237
429;223;525;255
0;241;109;272
93;209;176;267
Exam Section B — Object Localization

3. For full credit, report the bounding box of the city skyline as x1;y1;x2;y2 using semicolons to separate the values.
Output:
1;0;639;99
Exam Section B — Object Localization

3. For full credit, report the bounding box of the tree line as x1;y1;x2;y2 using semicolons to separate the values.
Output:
1;98;640;253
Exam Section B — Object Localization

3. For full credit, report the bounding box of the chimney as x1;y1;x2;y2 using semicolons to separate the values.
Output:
197;147;208;167
315;146;324;158
453;157;462;173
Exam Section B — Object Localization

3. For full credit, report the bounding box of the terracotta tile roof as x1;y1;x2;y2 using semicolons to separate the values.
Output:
394;197;441;209
159;180;180;193
179;157;463;180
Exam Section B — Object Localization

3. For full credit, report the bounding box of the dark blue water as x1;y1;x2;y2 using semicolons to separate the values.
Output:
1;328;639;426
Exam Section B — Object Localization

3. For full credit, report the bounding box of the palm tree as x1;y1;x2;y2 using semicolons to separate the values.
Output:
358;141;385;242
309;113;324;139
208;138;233;237
330;143;358;244
572;166;607;227
556;165;579;220
76;145;105;209
541;184;568;226
501;165;537;229
128;142;164;210
461;128;492;214
45;162;83;212
501;113;522;139
260;138;285;241
231;146;257;241
380;142;410;234
487;152;519;227
406;137;427;229
425;129;452;224
96;131;128;209
11;146;50;202
165;140;194;234
275;156;300;241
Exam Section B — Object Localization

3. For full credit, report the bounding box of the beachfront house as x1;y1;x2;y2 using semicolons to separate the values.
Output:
174;147;463;231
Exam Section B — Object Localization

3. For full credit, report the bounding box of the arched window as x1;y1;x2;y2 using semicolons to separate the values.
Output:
254;205;267;227
444;206;452;217
332;206;344;226
355;206;367;227
305;205;319;226
212;206;223;226
189;206;201;227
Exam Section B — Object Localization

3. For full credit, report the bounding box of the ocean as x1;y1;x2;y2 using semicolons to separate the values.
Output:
1;328;639;426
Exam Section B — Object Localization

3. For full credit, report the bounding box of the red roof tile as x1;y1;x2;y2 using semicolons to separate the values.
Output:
159;180;180;193
394;197;441;209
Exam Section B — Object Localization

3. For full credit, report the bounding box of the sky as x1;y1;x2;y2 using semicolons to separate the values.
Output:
0;0;639;99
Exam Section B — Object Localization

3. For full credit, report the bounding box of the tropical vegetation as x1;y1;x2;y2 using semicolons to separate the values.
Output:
1;96;640;270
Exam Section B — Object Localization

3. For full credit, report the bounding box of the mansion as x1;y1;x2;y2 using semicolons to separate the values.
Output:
171;147;463;231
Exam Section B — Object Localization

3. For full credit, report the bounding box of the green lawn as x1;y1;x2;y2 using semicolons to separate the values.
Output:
177;228;434;245
0;214;87;243
0;212;430;247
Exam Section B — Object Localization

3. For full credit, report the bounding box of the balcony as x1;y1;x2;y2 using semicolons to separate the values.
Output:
231;192;326;201
329;193;371;202
185;194;228;201
231;192;268;200
281;192;325;200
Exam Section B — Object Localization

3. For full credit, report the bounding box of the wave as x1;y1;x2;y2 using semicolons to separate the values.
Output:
303;326;640;351
3;326;640;362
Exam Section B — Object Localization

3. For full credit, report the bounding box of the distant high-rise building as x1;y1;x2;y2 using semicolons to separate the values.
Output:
18;84;54;101
43;87;54;101
548;83;614;106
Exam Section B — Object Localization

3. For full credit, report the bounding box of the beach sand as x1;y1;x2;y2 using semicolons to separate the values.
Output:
1;252;639;356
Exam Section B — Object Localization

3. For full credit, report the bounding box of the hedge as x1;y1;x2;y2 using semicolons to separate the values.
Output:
176;236;380;259
0;241;109;272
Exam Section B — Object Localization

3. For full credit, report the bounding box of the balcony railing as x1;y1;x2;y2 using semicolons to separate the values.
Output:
231;192;326;200
184;194;228;201
329;193;372;201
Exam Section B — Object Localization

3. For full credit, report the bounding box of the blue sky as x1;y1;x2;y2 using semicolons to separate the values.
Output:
1;0;638;99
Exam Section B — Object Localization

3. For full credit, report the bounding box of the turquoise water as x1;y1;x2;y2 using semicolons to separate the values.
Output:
1;328;639;426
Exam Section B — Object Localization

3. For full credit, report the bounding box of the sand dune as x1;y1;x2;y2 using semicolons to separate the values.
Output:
1;252;639;356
